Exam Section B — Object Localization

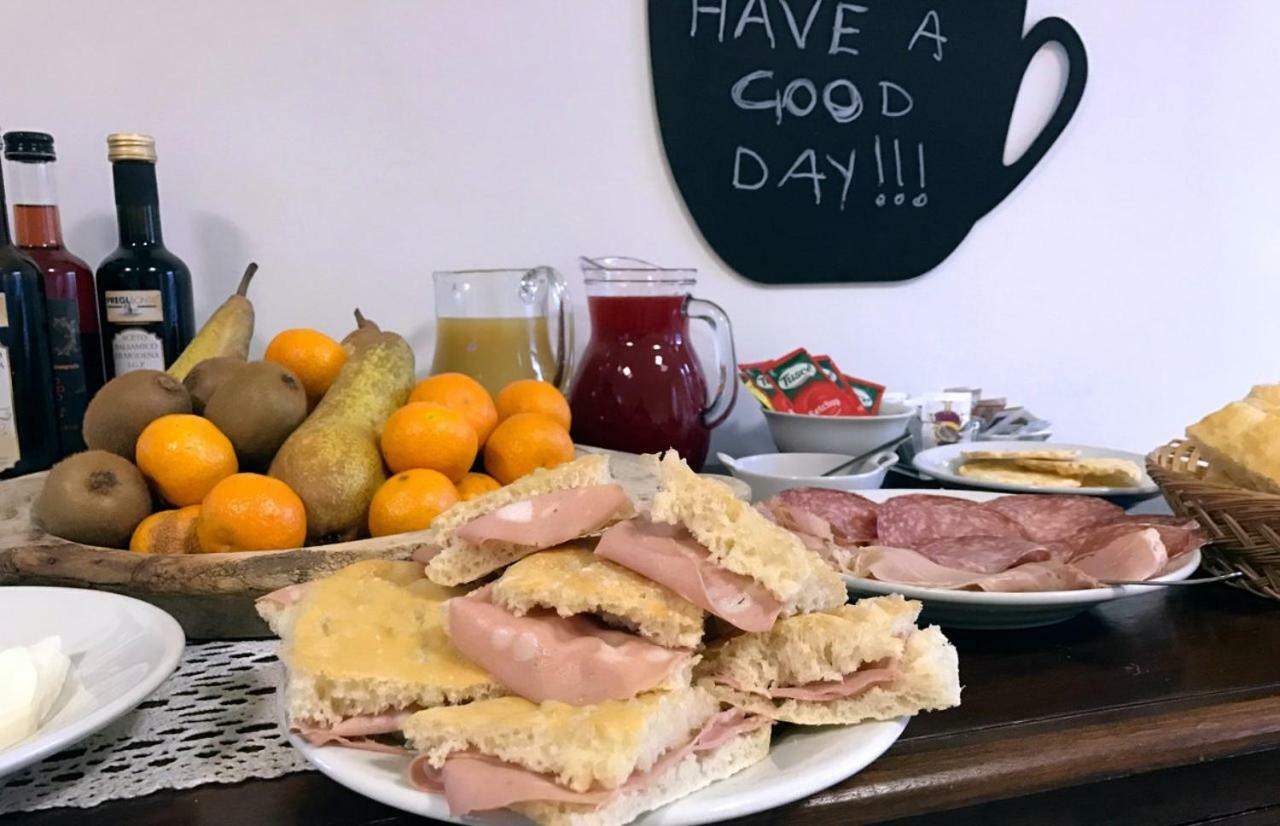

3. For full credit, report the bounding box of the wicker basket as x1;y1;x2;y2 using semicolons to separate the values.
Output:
1147;439;1280;600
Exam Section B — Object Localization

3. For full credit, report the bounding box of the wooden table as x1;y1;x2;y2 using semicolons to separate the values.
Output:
6;584;1279;825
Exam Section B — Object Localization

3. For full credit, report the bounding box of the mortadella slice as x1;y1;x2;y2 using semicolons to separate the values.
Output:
713;664;899;701
1070;527;1168;582
407;710;766;815
595;518;783;632
446;587;690;705
454;484;629;549
293;712;411;753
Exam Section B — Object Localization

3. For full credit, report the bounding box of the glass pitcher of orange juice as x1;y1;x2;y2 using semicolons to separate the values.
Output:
430;267;573;397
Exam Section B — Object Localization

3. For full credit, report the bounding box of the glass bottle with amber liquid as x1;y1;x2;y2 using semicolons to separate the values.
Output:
4;131;104;455
96;133;194;378
0;136;57;478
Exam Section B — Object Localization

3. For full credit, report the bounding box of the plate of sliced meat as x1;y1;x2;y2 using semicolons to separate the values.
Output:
757;488;1207;629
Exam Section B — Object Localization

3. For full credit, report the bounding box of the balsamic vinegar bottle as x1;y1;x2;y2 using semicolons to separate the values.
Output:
4;131;104;455
96;133;195;378
0;137;57;478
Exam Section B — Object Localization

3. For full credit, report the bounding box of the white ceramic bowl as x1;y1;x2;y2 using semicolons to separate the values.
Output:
718;451;897;501
762;402;915;454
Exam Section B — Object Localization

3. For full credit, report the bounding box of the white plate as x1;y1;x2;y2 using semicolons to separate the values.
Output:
842;490;1201;629
0;587;185;778
912;441;1159;496
287;708;907;825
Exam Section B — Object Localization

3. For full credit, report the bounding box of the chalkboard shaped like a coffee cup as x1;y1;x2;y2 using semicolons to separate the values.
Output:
648;0;1088;284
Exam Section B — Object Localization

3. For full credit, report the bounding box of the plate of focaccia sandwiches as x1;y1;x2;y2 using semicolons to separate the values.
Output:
756;487;1204;629
258;452;962;826
913;441;1158;497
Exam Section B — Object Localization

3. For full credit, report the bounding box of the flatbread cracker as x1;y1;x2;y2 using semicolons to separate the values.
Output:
956;461;1082;488
1009;458;1142;488
961;449;1081;462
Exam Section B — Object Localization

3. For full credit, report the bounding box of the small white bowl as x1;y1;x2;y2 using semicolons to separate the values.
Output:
762;402;915;454
718;451;897;501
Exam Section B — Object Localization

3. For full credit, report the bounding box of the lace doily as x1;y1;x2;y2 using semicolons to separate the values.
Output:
0;640;311;815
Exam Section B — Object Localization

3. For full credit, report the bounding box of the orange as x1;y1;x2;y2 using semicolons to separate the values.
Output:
457;471;501;501
130;505;202;555
368;469;459;537
409;373;499;445
264;328;348;406
196;473;307;552
484;412;575;485
495;379;571;430
136;414;238;506
379;402;478;481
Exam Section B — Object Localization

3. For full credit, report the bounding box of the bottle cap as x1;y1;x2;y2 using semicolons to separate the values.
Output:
107;133;157;163
2;131;56;162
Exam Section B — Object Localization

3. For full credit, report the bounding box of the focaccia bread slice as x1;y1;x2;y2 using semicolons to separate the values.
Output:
403;687;720;793
648;452;846;615
258;560;504;727
424;455;635;586
489;546;704;649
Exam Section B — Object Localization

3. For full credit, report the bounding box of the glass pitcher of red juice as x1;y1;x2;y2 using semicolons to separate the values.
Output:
569;257;737;470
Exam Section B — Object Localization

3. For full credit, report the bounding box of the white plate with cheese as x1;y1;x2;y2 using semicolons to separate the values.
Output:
0;587;184;779
912;441;1159;497
288;712;907;825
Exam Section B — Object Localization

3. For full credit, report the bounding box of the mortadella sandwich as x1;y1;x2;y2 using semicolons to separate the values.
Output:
420;454;635;586
256;560;505;750
595;452;847;632
444;545;704;705
403;687;770;825
695;594;960;725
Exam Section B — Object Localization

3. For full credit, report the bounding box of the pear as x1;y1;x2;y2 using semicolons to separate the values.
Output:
270;311;414;543
167;263;258;381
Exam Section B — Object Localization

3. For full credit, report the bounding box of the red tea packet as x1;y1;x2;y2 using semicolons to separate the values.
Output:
764;349;864;416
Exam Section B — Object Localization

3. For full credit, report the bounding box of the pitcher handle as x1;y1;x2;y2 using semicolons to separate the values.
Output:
530;266;574;390
684;296;738;429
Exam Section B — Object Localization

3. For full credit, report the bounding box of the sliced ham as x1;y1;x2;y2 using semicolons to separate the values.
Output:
764;488;879;544
849;546;1098;591
407;709;766;815
293;712;410;753
1070;527;1168;582
877;495;1026;548
259;582;311;607
595;518;783;632
714;662;899;701
454;484;629;549
912;535;1063;574
985;495;1124;542
1089;515;1206;559
446;586;690;705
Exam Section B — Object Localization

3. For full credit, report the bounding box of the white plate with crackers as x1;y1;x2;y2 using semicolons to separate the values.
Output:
912;441;1158;497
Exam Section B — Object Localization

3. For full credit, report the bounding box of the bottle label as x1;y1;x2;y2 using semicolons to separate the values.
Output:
46;299;90;451
105;290;164;324
0;345;19;473
112;328;166;373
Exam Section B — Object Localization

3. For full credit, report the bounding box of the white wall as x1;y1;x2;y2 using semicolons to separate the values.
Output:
6;1;1279;457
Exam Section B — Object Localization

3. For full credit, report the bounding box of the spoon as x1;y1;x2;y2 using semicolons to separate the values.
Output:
820;434;911;477
1102;571;1243;587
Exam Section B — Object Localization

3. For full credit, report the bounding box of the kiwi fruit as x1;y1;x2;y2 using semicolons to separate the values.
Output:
83;370;193;458
183;357;247;414
204;361;309;471
35;451;153;548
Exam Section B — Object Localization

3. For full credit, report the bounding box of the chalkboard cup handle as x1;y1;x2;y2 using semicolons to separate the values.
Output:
993;16;1089;208
685;296;739;429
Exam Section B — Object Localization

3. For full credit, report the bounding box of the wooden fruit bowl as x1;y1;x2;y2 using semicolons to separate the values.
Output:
0;450;748;639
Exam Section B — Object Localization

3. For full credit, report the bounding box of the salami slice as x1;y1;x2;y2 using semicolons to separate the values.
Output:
913;535;1061;574
984;495;1124;542
877;495;1026;548
767;487;879;544
1068;517;1206;560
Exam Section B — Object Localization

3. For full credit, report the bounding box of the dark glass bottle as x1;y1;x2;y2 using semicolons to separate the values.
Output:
4;131;104;455
96;133;194;379
0;137;57;478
